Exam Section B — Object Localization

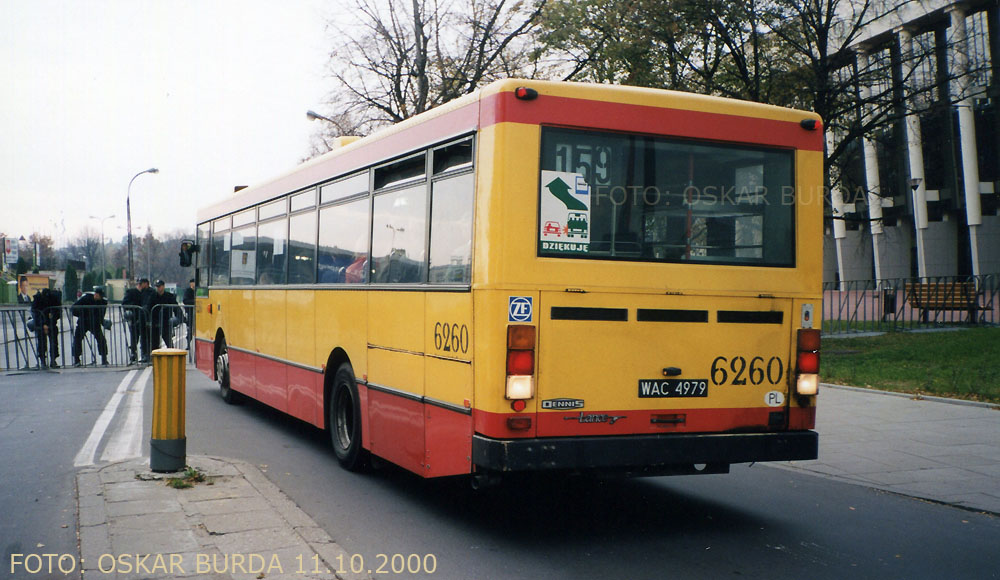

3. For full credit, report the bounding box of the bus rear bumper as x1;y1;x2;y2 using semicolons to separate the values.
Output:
472;431;818;474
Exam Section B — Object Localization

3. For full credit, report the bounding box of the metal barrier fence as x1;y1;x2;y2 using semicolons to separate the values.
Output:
1;304;194;371
823;274;999;334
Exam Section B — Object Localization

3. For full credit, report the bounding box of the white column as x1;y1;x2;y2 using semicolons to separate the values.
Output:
949;7;984;278
858;51;885;283
899;28;929;279
827;128;848;288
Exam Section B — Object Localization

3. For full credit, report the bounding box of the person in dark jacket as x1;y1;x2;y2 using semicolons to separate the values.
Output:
147;280;178;349
122;278;149;364
31;288;62;368
72;287;109;367
138;278;155;361
182;279;195;343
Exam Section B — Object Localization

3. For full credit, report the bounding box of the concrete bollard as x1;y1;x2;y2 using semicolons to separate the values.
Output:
150;348;187;472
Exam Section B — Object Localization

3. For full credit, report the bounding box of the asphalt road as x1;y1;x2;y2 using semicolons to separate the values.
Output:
0;368;133;580
180;371;999;580
1;369;997;580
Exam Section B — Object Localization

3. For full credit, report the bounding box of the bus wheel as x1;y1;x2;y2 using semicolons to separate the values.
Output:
330;363;367;471
216;340;241;404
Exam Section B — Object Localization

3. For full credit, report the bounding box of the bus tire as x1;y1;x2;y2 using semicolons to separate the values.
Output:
330;363;367;471
216;339;242;405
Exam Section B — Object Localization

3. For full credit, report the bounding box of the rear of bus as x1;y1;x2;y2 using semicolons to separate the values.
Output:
471;81;822;476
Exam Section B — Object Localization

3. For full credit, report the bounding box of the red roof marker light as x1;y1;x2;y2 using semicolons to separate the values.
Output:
515;86;538;100
800;118;822;131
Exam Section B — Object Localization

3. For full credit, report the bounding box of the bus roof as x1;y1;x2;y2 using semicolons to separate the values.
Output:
197;79;821;224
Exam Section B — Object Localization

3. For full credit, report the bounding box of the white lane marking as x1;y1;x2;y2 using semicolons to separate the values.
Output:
100;367;152;463
73;370;137;467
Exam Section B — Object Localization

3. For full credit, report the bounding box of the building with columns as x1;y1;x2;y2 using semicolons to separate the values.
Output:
824;0;1000;284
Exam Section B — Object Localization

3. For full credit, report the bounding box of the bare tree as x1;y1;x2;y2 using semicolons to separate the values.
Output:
311;0;546;153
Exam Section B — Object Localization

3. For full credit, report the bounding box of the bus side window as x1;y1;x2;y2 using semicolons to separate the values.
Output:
319;198;370;284
288;211;317;284
371;185;428;284
230;226;256;286
256;218;288;285
211;230;231;286
429;173;474;284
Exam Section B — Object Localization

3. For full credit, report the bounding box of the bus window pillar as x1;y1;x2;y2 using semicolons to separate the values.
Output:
949;6;984;279
899;27;930;280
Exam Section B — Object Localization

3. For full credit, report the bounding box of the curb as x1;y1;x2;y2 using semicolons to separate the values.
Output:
76;455;370;580
229;457;370;580
821;382;1000;411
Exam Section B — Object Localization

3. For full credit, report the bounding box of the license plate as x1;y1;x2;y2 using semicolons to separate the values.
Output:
638;379;708;398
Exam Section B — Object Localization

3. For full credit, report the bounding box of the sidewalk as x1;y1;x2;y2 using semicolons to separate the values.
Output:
77;456;369;580
776;384;1000;515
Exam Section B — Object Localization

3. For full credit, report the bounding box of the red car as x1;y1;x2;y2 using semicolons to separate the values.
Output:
543;221;563;236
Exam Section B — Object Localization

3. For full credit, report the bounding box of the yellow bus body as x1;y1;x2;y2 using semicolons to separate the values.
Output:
194;79;823;479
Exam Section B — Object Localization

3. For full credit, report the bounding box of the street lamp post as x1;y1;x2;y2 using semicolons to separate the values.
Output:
306;109;337;124
89;214;115;286
127;168;159;281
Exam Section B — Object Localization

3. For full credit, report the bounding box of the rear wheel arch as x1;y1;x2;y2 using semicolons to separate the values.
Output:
323;348;353;430
324;348;368;470
212;329;226;381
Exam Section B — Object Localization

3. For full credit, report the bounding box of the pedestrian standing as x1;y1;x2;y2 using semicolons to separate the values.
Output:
182;278;195;344
147;280;178;349
122;278;149;364
31;287;62;368
71;287;109;367
138;277;154;362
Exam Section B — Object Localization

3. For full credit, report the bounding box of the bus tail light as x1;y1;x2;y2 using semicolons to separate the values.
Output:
505;325;535;400
796;329;820;396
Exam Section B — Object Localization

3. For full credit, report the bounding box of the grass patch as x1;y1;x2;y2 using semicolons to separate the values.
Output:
822;327;1000;403
165;466;208;489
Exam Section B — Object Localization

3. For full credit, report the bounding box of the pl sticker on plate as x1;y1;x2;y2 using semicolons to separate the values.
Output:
509;296;533;322
765;391;786;407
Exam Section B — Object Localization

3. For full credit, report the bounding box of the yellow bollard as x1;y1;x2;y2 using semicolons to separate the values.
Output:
150;348;187;472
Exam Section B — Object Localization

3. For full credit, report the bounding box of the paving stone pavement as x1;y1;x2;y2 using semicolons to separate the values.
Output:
76;455;370;580
774;384;1000;515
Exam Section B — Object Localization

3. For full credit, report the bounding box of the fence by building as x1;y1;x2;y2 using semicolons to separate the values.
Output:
823;274;999;334
1;303;194;371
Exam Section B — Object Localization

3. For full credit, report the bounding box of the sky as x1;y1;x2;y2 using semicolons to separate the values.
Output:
1;0;336;248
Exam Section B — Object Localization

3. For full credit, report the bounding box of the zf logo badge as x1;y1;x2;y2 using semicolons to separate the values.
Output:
508;296;533;322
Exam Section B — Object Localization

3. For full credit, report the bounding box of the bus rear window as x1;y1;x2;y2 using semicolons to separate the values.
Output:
539;127;795;267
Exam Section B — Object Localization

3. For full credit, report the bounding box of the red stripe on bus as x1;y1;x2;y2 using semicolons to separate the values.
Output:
195;339;213;378
788;405;816;430
288;364;323;427
474;407;804;439
481;91;825;151
227;349;257;400
368;389;426;474
255;355;288;414
196;346;473;474
425;404;473;477
473;409;537;438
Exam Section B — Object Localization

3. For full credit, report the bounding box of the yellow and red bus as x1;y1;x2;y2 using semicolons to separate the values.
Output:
192;79;822;483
